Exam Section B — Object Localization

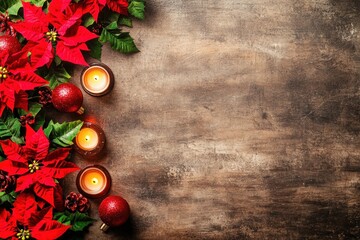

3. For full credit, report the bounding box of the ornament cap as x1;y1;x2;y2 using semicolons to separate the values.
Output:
76;107;85;115
100;223;110;232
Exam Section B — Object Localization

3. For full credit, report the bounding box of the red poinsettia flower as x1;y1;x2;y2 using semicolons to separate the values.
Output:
0;192;70;240
107;0;129;15
0;51;48;116
0;125;79;205
11;0;98;67
79;0;106;21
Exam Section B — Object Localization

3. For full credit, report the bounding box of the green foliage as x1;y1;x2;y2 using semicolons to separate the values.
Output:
54;211;95;232
0;191;17;206
99;28;139;54
0;0;20;14
128;0;145;20
86;39;103;60
24;0;47;7
0;111;23;144
45;120;83;147
119;17;133;28
44;64;72;89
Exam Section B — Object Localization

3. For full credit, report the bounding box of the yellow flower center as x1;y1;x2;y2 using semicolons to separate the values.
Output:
46;30;58;42
17;229;31;240
28;160;40;173
0;66;8;80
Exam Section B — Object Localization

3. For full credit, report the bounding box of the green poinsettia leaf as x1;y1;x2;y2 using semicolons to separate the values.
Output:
86;39;103;60
45;65;72;90
119;17;133;27
128;0;145;20
44;120;54;138
54;211;94;232
50;120;83;147
105;21;118;30
18;102;42;117
33;110;45;131
70;212;95;232
99;29;139;54
24;0;47;7
83;14;95;28
0;0;17;12
0;191;17;206
0;111;23;144
7;1;22;16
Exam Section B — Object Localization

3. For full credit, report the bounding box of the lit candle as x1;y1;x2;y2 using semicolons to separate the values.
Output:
76;165;111;198
80;63;114;96
74;122;105;157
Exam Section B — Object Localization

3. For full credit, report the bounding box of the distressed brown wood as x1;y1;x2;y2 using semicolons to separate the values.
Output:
60;0;360;239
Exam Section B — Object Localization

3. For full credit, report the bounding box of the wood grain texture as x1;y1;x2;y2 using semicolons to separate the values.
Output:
60;0;360;239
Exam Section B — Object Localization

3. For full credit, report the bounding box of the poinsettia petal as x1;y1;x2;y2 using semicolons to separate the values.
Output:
61;26;98;47
33;183;55;206
14;90;29;112
22;1;47;23
56;41;89;66
57;7;83;36
81;0;105;21
106;0;129;15
14;69;48;91
16;173;35;191
0;211;16;239
29;206;53;227
43;148;79;178
48;0;72;14
11;21;46;42
25;126;50;161
0;139;23;162
0;160;28;176
54;184;65;212
0;83;15;111
20;41;54;69
31;219;70;240
42;160;79;179
12;192;37;226
36;173;56;187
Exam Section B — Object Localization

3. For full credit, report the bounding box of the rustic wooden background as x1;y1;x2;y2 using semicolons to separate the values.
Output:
62;0;360;239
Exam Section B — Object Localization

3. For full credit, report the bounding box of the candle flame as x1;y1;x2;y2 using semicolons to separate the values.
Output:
91;178;99;184
85;135;90;141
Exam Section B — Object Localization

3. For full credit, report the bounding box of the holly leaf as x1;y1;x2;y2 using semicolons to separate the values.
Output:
99;29;139;54
0;191;17;206
119;17;133;27
86;39;102;60
50;120;83;147
18;102;42;117
54;211;94;232
5;0;22;16
128;0;145;20
45;65;71;90
0;111;23;144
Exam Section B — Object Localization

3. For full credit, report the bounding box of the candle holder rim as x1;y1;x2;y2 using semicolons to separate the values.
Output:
76;164;112;199
80;62;115;97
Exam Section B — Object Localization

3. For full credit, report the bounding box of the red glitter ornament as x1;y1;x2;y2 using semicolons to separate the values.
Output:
98;195;130;231
52;83;84;114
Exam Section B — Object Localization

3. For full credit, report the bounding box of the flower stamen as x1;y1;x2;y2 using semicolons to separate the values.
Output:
0;66;8;80
46;30;57;42
28;160;40;173
17;229;30;240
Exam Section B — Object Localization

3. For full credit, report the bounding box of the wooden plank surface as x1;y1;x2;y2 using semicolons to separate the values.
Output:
61;0;360;239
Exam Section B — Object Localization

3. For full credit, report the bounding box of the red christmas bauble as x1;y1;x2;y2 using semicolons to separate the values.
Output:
99;195;130;230
0;35;21;55
52;83;84;114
